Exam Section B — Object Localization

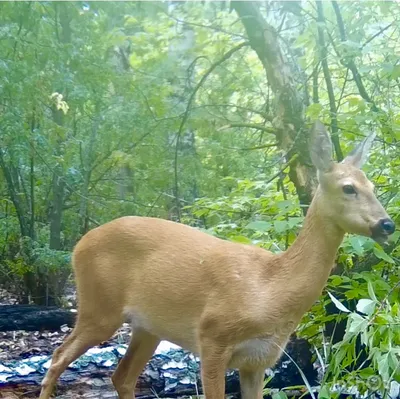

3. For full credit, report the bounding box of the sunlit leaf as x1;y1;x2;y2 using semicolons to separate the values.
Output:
356;298;376;316
328;291;351;313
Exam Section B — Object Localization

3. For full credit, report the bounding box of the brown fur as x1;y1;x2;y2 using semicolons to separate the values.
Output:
39;123;394;399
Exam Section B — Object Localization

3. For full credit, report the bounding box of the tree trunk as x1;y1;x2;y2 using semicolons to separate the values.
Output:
29;111;36;240
43;3;73;305
79;112;100;236
0;152;30;238
48;3;72;250
49;169;65;250
233;1;317;209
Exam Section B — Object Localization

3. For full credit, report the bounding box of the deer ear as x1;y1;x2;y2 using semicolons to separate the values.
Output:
309;120;333;173
342;132;376;168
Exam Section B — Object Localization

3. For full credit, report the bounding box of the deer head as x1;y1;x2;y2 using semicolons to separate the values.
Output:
310;121;395;244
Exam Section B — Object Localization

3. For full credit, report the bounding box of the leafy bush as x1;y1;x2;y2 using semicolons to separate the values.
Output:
0;224;71;306
186;177;399;398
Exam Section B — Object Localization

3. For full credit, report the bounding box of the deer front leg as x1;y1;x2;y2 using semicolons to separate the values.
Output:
239;368;265;399
199;336;233;399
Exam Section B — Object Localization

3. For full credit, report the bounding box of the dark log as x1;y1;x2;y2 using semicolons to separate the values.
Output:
0;305;76;332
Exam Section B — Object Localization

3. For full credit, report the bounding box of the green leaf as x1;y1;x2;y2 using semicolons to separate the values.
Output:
328;291;351;313
349;236;364;255
347;96;362;107
287;217;303;229
245;221;271;232
319;385;331;399
356;298;376;316
348;312;368;335
373;247;395;264
377;353;390;382
272;391;288;399
388;349;399;371
379;1;391;14
230;235;251;244
306;103;323;119
276;200;293;209
390;65;400;80
329;275;343;287
367;280;378;302
274;220;288;233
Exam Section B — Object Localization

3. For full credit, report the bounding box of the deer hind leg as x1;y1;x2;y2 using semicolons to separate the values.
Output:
239;368;265;399
39;314;123;399
111;329;160;399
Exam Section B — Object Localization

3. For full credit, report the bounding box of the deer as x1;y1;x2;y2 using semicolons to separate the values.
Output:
39;121;395;399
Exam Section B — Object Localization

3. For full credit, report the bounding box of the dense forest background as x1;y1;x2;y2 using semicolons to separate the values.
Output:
0;1;399;397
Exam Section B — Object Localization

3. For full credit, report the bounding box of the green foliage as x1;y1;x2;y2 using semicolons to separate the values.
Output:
186;175;302;252
299;271;399;397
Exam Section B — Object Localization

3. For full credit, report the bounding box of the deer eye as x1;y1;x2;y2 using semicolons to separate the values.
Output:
343;184;356;195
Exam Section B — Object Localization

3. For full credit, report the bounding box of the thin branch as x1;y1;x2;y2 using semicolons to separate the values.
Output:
160;11;247;40
265;154;298;185
145;193;163;217
90;124;158;173
337;68;349;111
224;143;278;151
87;194;157;209
191;103;272;120
173;41;249;221
218;123;275;134
312;62;320;104
316;1;343;161
362;23;393;49
88;217;100;227
331;1;377;111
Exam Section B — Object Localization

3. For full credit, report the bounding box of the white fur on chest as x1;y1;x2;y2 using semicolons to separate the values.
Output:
229;337;282;369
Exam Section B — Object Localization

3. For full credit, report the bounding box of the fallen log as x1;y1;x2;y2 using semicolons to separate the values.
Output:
0;305;76;332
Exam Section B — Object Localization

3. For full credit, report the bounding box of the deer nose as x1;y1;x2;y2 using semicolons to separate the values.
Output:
379;218;395;235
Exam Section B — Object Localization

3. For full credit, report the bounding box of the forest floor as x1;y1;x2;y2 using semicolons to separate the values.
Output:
0;288;136;398
0;287;132;364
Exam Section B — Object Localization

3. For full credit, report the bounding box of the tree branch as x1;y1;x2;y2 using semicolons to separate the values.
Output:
337;68;350;111
331;1;377;110
191;104;272;121
312;62;320;104
224;143;278;151
316;1;343;161
362;22;393;49
173;41;249;221
218;123;275;134
0;150;30;237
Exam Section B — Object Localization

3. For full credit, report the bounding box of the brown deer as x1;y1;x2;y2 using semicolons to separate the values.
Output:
39;121;395;399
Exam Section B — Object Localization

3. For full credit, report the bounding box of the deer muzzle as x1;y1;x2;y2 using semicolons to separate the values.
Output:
371;218;396;244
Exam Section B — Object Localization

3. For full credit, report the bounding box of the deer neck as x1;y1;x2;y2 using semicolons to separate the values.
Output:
281;188;344;289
